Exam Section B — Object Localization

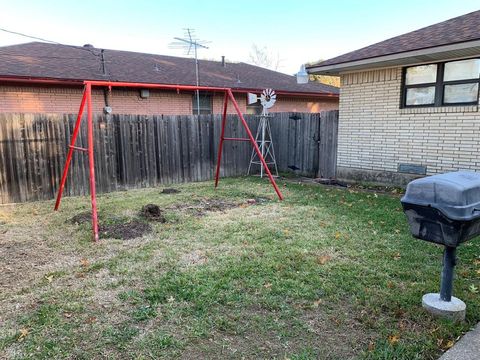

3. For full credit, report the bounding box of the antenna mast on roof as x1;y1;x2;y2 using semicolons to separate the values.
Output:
169;29;210;115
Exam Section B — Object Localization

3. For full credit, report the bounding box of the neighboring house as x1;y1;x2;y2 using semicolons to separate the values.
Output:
307;10;480;185
0;42;338;115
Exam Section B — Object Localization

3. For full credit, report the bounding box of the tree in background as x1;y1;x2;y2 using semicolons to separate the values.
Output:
309;74;340;87
307;59;340;87
249;44;282;71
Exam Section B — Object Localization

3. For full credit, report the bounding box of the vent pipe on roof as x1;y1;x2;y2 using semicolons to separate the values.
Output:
221;56;225;67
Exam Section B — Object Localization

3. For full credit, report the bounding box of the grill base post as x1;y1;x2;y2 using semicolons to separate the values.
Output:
440;246;456;301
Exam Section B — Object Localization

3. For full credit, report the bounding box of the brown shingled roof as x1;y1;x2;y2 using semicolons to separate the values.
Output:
0;42;338;96
308;10;480;68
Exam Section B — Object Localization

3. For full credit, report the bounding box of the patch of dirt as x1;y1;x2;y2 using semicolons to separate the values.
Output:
246;197;271;204
161;188;180;194
68;211;93;225
140;204;166;223
169;198;241;216
99;220;152;240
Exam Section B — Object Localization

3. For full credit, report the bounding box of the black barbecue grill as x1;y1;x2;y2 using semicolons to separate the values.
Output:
401;171;480;319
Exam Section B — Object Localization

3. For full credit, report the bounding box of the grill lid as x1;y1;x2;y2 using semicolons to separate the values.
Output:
401;171;480;221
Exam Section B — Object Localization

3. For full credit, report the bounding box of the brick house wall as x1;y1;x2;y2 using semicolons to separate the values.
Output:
337;67;480;185
0;85;338;114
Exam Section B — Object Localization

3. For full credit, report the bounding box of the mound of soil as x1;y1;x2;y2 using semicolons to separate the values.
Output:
161;188;180;194
68;211;93;225
140;204;166;223
99;220;152;240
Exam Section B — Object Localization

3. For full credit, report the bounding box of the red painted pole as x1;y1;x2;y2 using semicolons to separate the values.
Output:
227;90;284;200
54;88;87;210
214;90;229;188
86;83;99;242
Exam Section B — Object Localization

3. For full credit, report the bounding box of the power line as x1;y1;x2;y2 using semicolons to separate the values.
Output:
0;27;60;44
0;27;102;57
0;53;104;60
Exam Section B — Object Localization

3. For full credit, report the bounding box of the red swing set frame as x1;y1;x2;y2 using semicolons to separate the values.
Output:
54;80;283;241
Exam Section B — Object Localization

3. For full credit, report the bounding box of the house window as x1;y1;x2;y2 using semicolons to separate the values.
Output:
402;59;480;107
192;92;212;114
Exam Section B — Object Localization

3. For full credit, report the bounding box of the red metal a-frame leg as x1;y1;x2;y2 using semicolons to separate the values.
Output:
56;82;283;243
54;84;99;242
214;90;283;200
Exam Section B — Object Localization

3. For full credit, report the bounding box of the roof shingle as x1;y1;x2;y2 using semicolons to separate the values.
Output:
0;42;338;95
308;10;480;68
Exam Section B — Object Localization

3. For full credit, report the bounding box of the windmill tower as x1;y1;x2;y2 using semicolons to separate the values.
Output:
170;29;209;115
247;89;279;178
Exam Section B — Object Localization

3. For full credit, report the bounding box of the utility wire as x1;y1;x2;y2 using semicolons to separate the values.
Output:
0;27;60;44
0;27;102;57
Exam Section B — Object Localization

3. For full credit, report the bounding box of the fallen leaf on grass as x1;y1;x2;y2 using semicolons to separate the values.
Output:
387;281;395;289
476;269;480;276
368;341;375;351
317;255;331;265
17;328;29;342
444;340;454;349
85;317;97;324
63;312;72;318
473;258;480;266
387;334;400;345
334;232;341;239
437;338;455;350
312;299;322;308
80;258;89;267
45;274;54;283
263;282;272;289
393;253;401;260
167;296;175;303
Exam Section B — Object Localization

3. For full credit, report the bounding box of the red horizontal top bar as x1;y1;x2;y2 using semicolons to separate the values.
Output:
0;77;338;99
85;80;230;92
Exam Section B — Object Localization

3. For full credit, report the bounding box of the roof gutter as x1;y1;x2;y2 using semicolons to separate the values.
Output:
307;39;480;75
0;76;338;98
0;76;84;86
230;87;338;98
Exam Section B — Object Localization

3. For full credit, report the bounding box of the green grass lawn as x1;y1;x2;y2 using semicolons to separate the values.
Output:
0;177;479;359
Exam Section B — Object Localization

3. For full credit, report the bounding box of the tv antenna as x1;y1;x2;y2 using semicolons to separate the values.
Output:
170;29;210;115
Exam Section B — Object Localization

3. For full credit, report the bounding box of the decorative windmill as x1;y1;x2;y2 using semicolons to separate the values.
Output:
247;89;279;178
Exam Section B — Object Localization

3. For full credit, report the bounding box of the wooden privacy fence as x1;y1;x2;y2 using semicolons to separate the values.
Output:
0;111;338;204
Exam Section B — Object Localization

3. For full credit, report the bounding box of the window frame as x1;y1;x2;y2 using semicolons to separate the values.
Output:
192;92;213;115
400;58;480;108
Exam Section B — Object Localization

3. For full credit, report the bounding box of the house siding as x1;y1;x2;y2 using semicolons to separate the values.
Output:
0;85;337;115
338;67;480;185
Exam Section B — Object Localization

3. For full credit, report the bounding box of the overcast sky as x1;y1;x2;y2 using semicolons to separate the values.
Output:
0;0;479;74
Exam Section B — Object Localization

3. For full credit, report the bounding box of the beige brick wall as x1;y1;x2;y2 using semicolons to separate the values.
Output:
338;67;480;182
0;84;338;115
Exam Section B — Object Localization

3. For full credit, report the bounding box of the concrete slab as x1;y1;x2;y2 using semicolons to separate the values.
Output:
439;323;480;360
422;293;466;322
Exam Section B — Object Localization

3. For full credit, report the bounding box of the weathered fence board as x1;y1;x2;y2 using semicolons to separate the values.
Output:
318;110;339;179
0;111;338;203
